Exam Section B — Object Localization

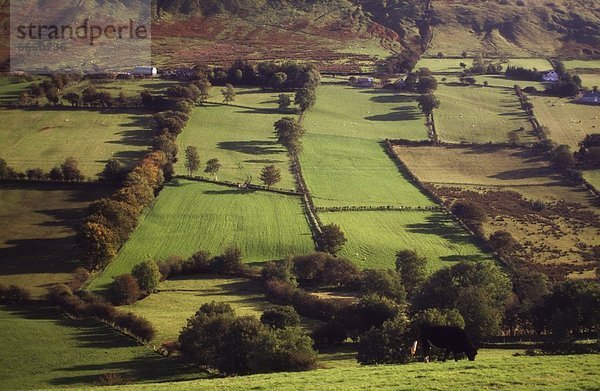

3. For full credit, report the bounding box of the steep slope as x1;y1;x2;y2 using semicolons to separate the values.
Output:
427;0;600;57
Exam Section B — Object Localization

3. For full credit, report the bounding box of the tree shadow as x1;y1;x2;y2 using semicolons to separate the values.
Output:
0;183;114;276
244;158;282;164
365;106;421;122
203;188;257;196
405;213;477;246
217;140;285;155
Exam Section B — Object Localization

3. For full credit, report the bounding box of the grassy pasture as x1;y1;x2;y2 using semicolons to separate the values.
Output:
442;75;548;90
0;183;114;297
578;73;600;89
435;84;536;144
393;144;594;203
563;60;600;72
0;107;154;178
89;180;314;291
124;276;269;343
394;145;599;273
61;79;182;99
320;211;491;270
0;77;33;103
303;78;429;141
0;305;198;390
416;58;551;74
300;133;434;208
583;169;600;190
530;96;599;150
87;348;600;391
175;89;296;190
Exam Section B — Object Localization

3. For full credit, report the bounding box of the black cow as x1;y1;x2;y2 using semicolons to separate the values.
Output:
411;325;478;362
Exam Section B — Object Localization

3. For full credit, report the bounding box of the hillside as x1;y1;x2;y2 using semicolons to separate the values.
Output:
427;0;600;57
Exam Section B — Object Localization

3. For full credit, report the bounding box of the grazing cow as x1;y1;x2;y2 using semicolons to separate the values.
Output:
411;325;478;362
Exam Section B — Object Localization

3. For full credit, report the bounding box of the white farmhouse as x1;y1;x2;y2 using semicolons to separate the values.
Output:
542;71;559;82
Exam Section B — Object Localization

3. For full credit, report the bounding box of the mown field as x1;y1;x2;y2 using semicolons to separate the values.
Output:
175;88;296;190
530;96;599;150
435;84;536;144
0;305;199;391
578;73;600;89
0;183;114;296
415;58;552;74
86;348;600;391
394;145;600;276
303;78;428;141
301;134;434;208
320;211;491;270
0;107;154;178
124;276;269;343
89;180;314;291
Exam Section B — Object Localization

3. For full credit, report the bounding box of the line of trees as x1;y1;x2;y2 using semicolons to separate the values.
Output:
0;156;85;182
79;83;199;269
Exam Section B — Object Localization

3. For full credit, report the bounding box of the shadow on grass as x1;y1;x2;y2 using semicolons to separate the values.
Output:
217;140;285;155
0;183;114;276
365;106;421;122
405;213;478;246
2;305;204;387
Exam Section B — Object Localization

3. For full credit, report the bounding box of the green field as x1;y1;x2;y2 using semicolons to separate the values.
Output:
530;96;599;150
563;60;600;72
85;348;600;391
583;169;600;190
63;79;181;98
441;75;549;90
124;276;269;343
416;58;552;74
0;183;114;296
578;73;600;89
0;305;198;390
0;107;154;178
435;84;536;144
175;89;296;190
303;79;428;141
0;77;33;104
320;211;491;270
301;134;434;208
89;180;314;291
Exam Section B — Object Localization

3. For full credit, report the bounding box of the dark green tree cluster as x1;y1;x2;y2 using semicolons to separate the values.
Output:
178;302;317;375
274;117;305;155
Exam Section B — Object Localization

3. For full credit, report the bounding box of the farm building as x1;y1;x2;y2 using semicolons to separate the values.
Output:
543;71;560;82
132;66;158;76
576;91;600;105
350;77;375;88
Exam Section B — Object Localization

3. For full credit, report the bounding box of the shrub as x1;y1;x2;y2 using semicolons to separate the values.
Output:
212;245;243;275
47;284;73;302
360;269;406;303
318;224;347;256
312;321;347;348
260;306;301;329
131;260;161;292
451;200;487;224
186;250;213;274
530;199;546;211
114;312;156;342
340;294;402;337
109;274;140;305
488;230;517;253
357;314;412;365
179;302;317;375
262;258;296;285
97;373;130;386
264;278;297;302
2;285;32;305
292;252;359;287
